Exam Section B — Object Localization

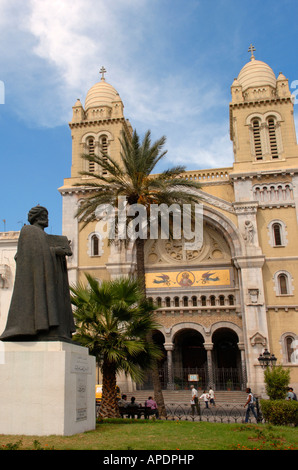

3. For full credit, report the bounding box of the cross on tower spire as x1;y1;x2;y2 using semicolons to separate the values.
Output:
99;66;107;81
248;44;256;60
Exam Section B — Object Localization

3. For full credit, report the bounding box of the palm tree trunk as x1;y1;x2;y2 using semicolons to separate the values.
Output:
135;237;146;293
99;359;120;418
135;237;166;417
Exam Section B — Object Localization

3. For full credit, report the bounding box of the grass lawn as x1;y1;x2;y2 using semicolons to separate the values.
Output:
0;420;297;451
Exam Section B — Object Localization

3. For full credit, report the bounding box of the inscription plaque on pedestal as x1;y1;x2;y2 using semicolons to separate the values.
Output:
71;353;92;422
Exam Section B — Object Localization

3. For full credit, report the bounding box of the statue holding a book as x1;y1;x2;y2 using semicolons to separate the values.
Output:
0;205;75;342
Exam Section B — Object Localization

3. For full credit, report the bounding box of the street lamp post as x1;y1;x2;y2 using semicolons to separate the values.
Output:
256;349;277;422
257;349;277;369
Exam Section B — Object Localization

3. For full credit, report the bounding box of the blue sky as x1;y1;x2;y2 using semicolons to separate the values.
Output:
1;0;298;235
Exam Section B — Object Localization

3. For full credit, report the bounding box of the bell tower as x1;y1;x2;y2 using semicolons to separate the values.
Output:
59;69;133;286
229;46;298;173
68;67;133;181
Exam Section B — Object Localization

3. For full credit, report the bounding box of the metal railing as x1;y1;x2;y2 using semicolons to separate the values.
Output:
162;400;262;423
97;399;263;424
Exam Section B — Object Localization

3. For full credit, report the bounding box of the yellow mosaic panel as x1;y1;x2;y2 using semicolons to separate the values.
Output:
146;269;231;288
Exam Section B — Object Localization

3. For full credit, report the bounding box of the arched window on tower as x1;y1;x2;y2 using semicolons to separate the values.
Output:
268;219;288;248
272;222;282;246
274;270;293;296
88;232;103;257
252;119;263;160
281;333;298;364
91;234;99;256
286;336;295;363
278;273;288;295
267;117;279;159
87;137;95;173
100;135;109;175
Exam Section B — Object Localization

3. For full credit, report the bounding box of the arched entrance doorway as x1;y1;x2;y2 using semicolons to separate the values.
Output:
212;328;243;390
172;329;208;390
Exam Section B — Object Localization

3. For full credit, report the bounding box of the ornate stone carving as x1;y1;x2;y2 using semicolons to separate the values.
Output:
250;332;267;347
243;220;255;244
145;224;231;266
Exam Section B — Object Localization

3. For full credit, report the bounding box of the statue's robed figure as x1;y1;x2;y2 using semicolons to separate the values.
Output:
0;205;75;342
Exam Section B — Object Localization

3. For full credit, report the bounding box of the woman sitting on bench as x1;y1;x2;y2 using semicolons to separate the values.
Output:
145;397;159;418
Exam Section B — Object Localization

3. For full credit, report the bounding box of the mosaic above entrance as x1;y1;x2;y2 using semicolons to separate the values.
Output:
146;269;231;288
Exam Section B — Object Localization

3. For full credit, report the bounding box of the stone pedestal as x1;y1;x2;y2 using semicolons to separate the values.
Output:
0;341;96;436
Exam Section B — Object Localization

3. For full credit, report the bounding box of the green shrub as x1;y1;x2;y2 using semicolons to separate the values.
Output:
261;399;298;426
264;365;290;400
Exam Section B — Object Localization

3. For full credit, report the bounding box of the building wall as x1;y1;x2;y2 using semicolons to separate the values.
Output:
60;60;298;394
0;232;19;335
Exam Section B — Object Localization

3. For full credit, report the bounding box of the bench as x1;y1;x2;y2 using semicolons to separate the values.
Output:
119;405;157;419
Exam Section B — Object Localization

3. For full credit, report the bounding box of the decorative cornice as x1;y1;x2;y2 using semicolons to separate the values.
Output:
233;201;259;215
233;255;265;269
229;96;292;110
69;116;127;129
230;167;298;181
266;305;298;312
58;185;100;196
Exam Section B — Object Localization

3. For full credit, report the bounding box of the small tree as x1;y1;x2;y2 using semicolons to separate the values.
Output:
70;274;163;418
264;365;290;400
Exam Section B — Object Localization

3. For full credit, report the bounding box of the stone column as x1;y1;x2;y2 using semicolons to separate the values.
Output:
232;200;270;395
204;343;214;389
164;343;174;390
238;342;247;390
235;255;269;393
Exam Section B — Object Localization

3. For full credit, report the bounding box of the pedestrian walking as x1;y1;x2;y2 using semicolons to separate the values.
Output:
244;387;258;423
190;385;200;415
200;391;210;408
209;387;216;406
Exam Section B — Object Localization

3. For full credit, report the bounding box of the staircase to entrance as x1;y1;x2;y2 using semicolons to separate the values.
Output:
121;389;247;405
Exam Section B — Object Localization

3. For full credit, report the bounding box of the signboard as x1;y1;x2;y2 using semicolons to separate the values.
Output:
188;374;199;382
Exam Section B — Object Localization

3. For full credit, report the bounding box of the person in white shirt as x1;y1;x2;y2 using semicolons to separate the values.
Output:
190;385;200;415
244;387;258;423
200;391;210;408
209;388;216;406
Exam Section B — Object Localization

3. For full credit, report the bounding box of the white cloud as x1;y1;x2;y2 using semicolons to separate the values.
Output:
0;0;234;168
27;0;97;88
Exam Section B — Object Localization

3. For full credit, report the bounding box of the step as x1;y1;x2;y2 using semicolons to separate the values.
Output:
121;390;247;405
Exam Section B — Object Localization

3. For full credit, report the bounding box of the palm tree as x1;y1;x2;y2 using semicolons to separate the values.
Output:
74;129;202;413
70;274;163;418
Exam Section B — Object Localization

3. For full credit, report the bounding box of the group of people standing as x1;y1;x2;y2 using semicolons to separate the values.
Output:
190;385;216;412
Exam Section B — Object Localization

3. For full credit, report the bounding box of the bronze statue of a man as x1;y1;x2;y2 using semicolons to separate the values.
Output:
0;206;75;342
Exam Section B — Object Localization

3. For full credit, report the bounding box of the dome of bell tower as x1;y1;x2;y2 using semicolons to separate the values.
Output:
84;66;123;112
85;79;121;110
237;46;276;92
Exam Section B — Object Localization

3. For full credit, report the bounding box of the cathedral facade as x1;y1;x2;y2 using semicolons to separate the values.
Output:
59;54;298;396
